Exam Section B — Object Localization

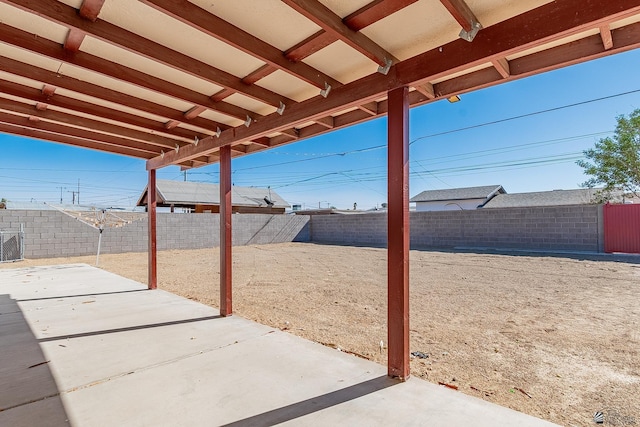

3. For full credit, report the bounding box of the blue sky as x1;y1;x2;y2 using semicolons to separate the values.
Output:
2;48;640;210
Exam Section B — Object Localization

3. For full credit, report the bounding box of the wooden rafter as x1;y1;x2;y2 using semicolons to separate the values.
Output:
1;56;226;133
78;0;105;22
0;23;258;122
439;0;481;33
148;0;640;169
0;119;156;158
285;0;417;62
282;0;397;67
139;0;340;90
491;57;511;78
1;0;289;108
0;79;200;141
600;24;614;49
0;96;183;149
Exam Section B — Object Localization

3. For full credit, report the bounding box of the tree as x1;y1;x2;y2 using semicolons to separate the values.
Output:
576;108;640;201
0;198;6;209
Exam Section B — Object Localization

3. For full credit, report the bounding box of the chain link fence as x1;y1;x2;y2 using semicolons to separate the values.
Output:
0;224;24;263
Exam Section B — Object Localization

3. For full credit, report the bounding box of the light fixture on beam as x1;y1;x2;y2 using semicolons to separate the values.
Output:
193;136;199;146
447;95;461;103
244;115;253;127
175;144;180;153
377;58;392;75
320;82;331;98
215;127;222;138
459;21;482;42
160;150;165;159
277;101;286;115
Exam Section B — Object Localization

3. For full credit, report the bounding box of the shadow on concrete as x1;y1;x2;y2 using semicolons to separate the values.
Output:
220;376;397;426
17;288;148;302
0;294;70;426
38;315;222;342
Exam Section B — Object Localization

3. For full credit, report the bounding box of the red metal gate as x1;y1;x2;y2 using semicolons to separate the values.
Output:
603;203;640;253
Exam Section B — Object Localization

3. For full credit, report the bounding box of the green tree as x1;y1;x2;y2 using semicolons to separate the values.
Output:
0;198;6;209
576;108;640;202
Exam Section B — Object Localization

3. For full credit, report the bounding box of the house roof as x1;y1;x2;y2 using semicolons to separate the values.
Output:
137;180;289;208
0;1;638;171
410;185;505;203
482;188;600;208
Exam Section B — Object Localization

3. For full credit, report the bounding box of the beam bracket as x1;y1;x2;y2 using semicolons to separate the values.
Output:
377;57;393;75
459;21;482;42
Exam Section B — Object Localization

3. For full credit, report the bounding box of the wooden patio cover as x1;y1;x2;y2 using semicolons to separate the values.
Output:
1;0;640;380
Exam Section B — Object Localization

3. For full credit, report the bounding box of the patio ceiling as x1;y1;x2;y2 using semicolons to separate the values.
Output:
1;0;639;170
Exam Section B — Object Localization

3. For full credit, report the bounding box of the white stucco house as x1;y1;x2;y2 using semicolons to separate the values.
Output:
410;185;505;212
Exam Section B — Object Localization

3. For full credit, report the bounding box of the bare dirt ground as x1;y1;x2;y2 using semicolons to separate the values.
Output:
3;242;639;426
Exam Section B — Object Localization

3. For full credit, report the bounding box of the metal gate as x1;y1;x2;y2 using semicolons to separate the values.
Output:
0;224;24;262
603;203;640;254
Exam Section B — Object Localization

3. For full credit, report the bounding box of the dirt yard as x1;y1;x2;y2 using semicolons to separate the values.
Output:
2;243;639;426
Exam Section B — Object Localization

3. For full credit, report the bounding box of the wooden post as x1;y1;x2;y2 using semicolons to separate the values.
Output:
148;168;157;290
220;145;232;316
387;86;410;380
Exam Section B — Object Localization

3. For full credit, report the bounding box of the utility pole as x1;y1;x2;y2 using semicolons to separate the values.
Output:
183;170;187;181
57;187;66;204
77;179;80;205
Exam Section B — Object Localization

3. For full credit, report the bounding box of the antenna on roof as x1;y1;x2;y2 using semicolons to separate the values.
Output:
264;186;274;207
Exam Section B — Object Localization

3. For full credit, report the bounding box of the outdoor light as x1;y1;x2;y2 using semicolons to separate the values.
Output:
174;143;179;153
215;126;222;137
447;95;461;103
193;136;199;146
377;58;392;75
160;150;165;159
277;101;286;115
320;82;331;98
244;115;252;127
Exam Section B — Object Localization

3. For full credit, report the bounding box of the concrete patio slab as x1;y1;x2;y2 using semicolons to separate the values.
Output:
0;264;558;426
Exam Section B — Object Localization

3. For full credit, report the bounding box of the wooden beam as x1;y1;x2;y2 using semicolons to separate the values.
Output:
140;0;340;90
282;0;397;67
491;57;510;78
210;88;235;102
357;101;378;116
147;168;157;290
314;116;334;128
63;28;85;52
414;83;435;99
1;55;226;132
284;31;336;62
3;0;289;108
0;78;199;141
344;0;419;31
183;105;207;120
78;0;105;22
251;137;271;147
0;110;160;154
219;145;232;317
148;0;640;169
0;96;180;149
285;0;416;62
242;64;277;85
387;85;410;381
439;0;481;33
279;128;300;140
600;24;614;49
0;122;154;158
0;22;256;122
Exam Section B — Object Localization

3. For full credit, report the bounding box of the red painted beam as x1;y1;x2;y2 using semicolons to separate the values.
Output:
387;86;410;381
219;145;232;316
148;168;158;290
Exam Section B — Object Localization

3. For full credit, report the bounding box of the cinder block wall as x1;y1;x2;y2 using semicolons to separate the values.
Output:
0;210;310;258
310;205;603;252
